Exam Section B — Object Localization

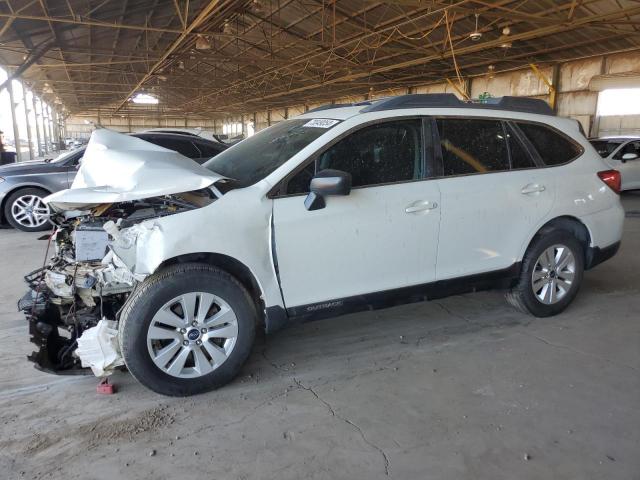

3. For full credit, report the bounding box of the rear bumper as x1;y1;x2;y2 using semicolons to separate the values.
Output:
586;241;621;270
580;202;625;252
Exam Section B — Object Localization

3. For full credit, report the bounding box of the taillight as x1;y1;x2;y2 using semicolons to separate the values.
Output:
597;170;621;194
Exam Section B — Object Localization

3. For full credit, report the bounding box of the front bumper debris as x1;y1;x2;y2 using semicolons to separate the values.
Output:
20;285;90;375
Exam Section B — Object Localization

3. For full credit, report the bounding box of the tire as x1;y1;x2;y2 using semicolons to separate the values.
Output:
506;230;584;317
3;187;51;232
119;263;256;396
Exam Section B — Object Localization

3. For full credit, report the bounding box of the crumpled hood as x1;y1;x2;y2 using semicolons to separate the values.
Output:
45;129;222;210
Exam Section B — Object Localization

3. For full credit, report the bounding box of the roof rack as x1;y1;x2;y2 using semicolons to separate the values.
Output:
482;96;554;115
360;94;462;112
306;101;372;113
359;93;554;116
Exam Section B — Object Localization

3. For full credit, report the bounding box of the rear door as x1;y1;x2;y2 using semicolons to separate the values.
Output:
272;118;441;309
434;117;556;280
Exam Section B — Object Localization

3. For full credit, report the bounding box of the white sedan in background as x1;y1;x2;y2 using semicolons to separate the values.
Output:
590;137;640;190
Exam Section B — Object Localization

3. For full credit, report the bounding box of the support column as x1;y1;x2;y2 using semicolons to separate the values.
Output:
529;63;556;111
32;95;42;157
7;76;21;162
52;109;61;149
47;105;54;151
465;77;473;100
591;57;607;137
51;109;57;149
39;98;49;154
21;81;34;160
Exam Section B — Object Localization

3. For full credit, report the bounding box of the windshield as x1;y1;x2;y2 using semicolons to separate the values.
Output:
204;118;341;187
590;139;624;158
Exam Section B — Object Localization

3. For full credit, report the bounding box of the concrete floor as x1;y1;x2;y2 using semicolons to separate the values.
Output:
1;194;639;480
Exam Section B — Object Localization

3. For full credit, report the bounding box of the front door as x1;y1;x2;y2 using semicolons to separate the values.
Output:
272;118;441;309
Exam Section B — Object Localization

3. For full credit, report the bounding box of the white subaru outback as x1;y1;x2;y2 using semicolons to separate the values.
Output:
21;94;624;396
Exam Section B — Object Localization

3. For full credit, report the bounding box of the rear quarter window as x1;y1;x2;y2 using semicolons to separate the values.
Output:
517;122;583;166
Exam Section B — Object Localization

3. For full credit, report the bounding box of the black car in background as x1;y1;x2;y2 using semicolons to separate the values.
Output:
0;132;228;232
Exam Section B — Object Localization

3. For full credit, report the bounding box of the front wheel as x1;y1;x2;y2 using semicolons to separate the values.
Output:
119;263;256;396
507;230;584;317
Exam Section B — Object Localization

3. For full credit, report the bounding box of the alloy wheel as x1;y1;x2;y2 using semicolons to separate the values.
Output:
146;292;239;378
11;194;49;229
531;244;576;305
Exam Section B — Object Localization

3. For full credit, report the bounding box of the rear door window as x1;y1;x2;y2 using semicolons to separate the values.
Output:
516;122;583;166
436;118;510;176
506;124;537;170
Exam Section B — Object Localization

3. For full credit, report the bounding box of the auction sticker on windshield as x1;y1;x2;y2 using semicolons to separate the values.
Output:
302;119;340;128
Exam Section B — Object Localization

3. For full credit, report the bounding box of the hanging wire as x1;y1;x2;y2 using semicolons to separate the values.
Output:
444;10;467;97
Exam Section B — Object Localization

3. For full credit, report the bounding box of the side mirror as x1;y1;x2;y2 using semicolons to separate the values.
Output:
304;169;352;211
621;152;638;162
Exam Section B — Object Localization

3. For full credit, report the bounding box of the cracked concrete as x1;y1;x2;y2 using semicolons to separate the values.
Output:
294;377;391;476
0;192;638;480
518;331;640;375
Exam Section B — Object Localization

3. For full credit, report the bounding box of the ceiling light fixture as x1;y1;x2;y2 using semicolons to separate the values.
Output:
469;13;482;41
196;35;211;50
500;25;512;49
130;93;159;104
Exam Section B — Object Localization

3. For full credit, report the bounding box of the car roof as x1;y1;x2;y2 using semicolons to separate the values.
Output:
296;94;555;121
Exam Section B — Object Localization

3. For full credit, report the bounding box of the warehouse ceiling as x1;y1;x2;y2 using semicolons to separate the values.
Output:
1;0;639;118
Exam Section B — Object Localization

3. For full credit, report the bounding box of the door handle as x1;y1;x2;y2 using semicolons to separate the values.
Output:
405;201;438;214
521;184;546;195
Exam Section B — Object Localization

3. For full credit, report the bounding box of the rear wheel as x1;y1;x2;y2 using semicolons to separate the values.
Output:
507;230;584;317
119;263;256;396
4;187;51;232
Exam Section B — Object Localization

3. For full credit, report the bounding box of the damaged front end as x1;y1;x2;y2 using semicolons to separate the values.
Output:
20;128;226;376
20;190;216;376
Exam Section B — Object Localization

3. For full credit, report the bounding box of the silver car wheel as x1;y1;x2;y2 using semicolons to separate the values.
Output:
146;292;239;379
531;244;576;305
11;194;49;228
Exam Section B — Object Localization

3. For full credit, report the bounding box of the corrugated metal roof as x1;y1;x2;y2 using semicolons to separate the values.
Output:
0;0;638;118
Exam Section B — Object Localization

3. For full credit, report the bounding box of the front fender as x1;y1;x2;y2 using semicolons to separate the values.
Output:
108;189;284;311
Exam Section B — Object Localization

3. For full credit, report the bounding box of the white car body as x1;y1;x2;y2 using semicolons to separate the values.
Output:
590;137;640;191
48;99;624;329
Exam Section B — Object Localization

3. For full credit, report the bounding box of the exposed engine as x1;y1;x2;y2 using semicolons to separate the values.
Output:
19;189;215;375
